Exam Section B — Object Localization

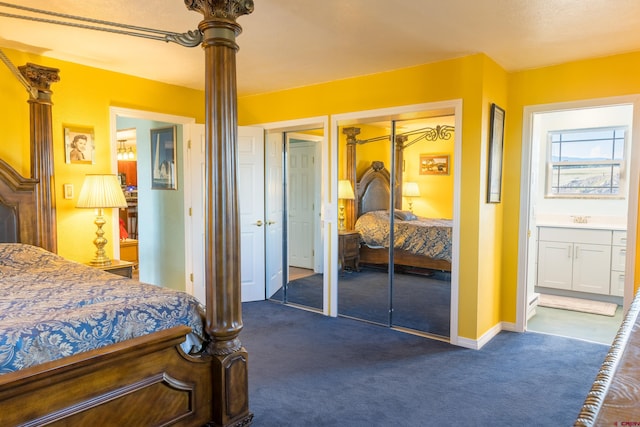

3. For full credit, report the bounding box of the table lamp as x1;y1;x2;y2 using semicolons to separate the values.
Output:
76;174;128;266
338;179;355;231
402;182;420;213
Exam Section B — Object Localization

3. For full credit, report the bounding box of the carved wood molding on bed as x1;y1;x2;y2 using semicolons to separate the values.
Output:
0;159;38;245
20;62;60;253
575;288;640;426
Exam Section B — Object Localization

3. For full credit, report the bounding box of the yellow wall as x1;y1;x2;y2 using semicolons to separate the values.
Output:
476;57;509;338
402;118;455;219
0;48;204;265
239;54;507;340
502;52;640;321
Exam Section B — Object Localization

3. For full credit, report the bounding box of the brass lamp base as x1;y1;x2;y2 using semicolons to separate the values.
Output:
89;209;112;266
338;204;346;231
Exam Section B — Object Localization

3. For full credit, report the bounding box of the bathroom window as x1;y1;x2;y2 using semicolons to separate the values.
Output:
546;127;626;197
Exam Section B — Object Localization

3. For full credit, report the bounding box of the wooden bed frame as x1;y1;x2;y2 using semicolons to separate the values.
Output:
575;288;640;426
352;160;452;272
0;2;254;426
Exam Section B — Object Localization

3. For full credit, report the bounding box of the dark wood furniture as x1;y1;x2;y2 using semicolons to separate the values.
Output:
0;2;255;426
89;259;135;278
575;289;640;426
339;230;361;272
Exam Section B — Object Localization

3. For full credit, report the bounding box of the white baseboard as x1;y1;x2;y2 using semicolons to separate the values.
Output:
455;322;506;350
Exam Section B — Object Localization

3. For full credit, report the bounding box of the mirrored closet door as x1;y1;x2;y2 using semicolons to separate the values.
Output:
337;112;455;339
267;129;325;313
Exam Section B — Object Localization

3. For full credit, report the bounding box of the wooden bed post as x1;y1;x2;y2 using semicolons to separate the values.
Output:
18;63;59;253
343;127;360;230
395;135;406;210
185;1;254;426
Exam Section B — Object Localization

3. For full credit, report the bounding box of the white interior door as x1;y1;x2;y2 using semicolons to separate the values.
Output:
265;132;284;298
238;126;266;301
185;124;206;304
288;141;315;269
188;125;266;303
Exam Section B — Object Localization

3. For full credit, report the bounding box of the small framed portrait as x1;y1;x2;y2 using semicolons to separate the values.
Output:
150;126;177;190
64;125;95;164
419;154;450;175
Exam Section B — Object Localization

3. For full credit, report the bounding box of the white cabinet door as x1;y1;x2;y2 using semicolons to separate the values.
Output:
537;241;573;290
572;243;612;295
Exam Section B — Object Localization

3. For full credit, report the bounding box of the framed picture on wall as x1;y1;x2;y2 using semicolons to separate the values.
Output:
419;154;450;175
487;103;505;203
150;126;177;190
64;125;95;164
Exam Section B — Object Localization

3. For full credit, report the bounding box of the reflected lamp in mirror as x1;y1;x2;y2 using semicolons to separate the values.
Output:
76;174;128;266
338;179;355;231
403;182;420;213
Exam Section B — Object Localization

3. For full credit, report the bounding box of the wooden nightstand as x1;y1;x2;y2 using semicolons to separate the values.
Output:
87;259;135;278
339;230;360;272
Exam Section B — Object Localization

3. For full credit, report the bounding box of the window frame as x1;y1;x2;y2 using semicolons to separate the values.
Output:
545;126;627;199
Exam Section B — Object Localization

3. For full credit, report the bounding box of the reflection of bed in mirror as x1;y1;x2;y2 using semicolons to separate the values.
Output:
353;161;452;272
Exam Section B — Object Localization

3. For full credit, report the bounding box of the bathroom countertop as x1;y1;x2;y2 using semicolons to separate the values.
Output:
536;222;626;231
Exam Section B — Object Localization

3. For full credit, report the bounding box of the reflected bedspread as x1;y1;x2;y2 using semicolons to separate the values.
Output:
355;210;452;261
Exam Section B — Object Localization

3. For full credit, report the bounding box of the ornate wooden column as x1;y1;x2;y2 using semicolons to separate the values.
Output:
394;135;406;210
19;63;59;253
342;127;360;230
184;1;253;426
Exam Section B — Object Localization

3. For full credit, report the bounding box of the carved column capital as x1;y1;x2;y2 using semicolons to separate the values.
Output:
185;0;254;20
343;126;361;145
18;63;60;100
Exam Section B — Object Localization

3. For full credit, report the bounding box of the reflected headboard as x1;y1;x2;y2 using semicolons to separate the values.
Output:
0;159;38;245
357;161;391;216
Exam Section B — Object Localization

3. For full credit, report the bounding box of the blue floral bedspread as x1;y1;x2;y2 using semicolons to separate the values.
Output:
0;243;205;374
355;210;452;261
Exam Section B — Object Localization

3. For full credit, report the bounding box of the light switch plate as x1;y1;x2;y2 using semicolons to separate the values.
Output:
63;183;74;199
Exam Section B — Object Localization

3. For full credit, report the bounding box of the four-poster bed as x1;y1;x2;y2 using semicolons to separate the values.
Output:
0;1;254;426
342;127;453;272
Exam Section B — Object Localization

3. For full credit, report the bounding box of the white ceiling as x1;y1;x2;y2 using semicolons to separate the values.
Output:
1;1;640;97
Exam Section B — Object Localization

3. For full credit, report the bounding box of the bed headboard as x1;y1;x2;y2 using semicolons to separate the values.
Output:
357;161;391;216
0;159;38;245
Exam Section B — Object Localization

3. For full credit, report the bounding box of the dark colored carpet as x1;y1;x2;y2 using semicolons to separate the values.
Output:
274;267;450;336
242;301;607;427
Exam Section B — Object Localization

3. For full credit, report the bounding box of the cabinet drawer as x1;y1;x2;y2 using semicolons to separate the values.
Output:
343;236;360;254
612;230;627;246
538;227;611;245
611;245;626;272
610;271;625;297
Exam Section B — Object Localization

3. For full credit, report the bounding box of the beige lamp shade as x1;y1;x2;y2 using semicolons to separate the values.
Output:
76;174;128;267
338;179;355;200
402;182;420;198
77;174;128;209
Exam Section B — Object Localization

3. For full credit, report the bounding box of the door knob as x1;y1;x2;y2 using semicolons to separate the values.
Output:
255;220;263;227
